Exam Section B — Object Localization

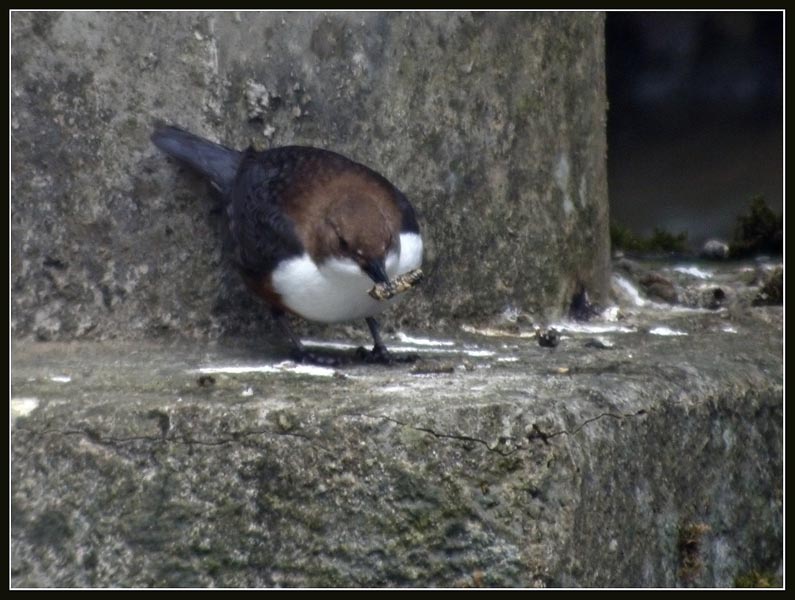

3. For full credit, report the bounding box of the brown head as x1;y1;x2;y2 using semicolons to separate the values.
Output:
273;148;407;284
319;193;401;283
241;183;401;316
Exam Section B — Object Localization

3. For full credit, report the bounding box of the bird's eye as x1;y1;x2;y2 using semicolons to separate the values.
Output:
338;236;349;251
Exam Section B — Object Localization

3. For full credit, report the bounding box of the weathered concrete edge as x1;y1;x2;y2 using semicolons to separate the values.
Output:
10;355;783;587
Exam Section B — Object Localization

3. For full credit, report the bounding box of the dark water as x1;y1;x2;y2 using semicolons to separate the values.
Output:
606;12;783;246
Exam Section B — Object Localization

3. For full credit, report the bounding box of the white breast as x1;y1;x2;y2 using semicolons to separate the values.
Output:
271;232;423;323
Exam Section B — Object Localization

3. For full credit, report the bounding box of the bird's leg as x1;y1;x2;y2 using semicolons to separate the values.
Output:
358;318;419;364
360;317;422;364
272;309;342;366
364;316;393;363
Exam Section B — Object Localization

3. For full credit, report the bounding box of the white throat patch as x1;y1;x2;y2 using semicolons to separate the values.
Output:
271;232;423;323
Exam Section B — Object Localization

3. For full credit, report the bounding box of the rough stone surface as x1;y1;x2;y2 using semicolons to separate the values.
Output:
11;299;782;588
11;11;609;342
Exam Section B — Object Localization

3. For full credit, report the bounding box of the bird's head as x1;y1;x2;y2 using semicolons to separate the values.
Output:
323;196;400;284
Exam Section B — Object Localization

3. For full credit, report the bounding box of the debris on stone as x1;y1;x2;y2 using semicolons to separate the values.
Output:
538;328;560;348
700;239;730;260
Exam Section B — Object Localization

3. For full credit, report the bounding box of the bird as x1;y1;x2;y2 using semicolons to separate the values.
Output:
151;125;423;365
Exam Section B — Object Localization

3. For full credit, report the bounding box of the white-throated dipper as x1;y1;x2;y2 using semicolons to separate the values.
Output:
152;125;423;364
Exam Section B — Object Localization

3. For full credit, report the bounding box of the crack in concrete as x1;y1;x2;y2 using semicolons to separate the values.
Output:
374;415;520;456
366;409;649;455
541;409;649;439
16;408;650;459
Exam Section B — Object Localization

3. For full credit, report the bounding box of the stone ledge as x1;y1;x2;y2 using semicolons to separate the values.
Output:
10;307;783;587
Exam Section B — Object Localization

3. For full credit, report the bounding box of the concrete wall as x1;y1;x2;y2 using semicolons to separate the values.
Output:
11;11;609;341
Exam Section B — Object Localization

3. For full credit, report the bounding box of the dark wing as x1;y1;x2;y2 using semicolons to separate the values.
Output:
392;188;420;234
227;149;305;277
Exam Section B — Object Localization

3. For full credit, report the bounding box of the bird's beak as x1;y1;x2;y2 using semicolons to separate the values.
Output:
363;258;390;284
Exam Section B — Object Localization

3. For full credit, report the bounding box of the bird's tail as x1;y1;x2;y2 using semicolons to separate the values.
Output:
151;125;242;195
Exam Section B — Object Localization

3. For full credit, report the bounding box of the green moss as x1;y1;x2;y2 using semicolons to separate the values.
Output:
734;570;778;588
729;195;783;258
677;521;710;584
752;266;783;306
611;222;688;254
